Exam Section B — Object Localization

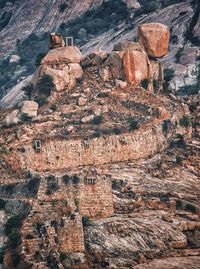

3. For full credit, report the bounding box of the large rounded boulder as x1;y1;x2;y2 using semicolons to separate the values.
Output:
138;23;170;58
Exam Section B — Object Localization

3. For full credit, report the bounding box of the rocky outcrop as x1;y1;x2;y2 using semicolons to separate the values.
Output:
33;46;83;93
138;23;170;58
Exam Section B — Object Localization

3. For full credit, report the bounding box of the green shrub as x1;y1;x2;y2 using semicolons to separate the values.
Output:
74;198;79;208
176;199;182;210
34;96;48;106
59;3;68;12
128;118;139;131
19;113;31;123
36;74;55;97
82;216;91;226
62;175;70;185
11;250;21;266
113;127;121;135
189;104;197;113
0;0;7;9
8;230;21;248
177;84;199;96
0;199;6;210
59;22;66;30
25;233;34;239
35;52;46;66
164;68;175;82
141;79;149;90
175;47;184;63
92;129;101;138
22;83;33;100
4;215;23;236
0;11;12;31
0;248;5;264
179;116;191;128
112;179;119;190
60;252;68;262
72;175;80;184
176;155;182;164
185;203;197;213
46;181;58;195
92;115;103;125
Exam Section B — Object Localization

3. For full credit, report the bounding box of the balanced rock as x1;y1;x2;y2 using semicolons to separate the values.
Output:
48;33;65;49
138;23;170;58
105;42;150;85
21;101;39;118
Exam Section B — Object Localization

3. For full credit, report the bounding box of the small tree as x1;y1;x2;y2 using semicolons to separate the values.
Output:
35;52;47;67
82;216;91;226
141;78;149;90
19;113;31;123
22;83;33;100
0;199;6;210
179;116;191;128
8;230;21;248
36;74;55;97
59;3;68;12
92;115;103;125
128;118;139;131
4;215;23;236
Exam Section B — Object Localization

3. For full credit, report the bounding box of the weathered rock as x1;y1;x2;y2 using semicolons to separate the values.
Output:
48;33;65;49
115;79;127;89
81;114;95;123
99;67;111;81
41;46;83;65
81;50;108;68
138;23;170;58
105;51;124;80
68;63;83;81
78;97;87;106
21;101;39;118
149;59;163;81
33;47;83;92
114;41;143;52
123;50;149;84
9;54;21;64
3;109;20;126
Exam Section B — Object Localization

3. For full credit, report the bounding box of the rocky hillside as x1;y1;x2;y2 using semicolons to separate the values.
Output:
0;21;200;269
0;0;200;101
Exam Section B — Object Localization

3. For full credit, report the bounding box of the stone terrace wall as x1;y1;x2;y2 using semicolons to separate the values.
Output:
37;174;114;219
16;120;183;173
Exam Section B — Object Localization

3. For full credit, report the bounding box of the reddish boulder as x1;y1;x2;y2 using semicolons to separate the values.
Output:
123;50;149;85
138;23;170;58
